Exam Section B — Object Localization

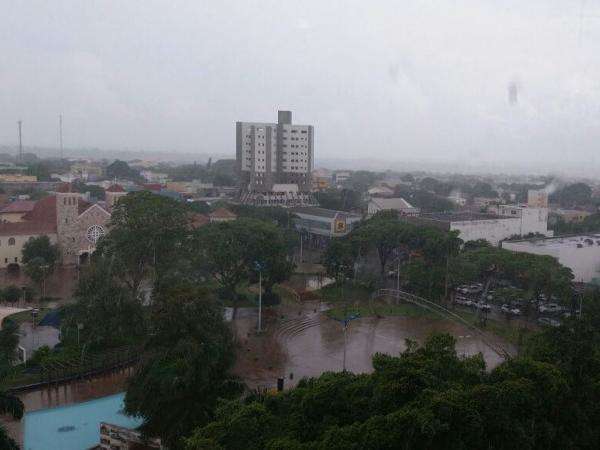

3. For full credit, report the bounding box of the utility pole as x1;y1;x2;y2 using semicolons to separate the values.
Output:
17;120;23;161
59;114;64;158
255;261;265;333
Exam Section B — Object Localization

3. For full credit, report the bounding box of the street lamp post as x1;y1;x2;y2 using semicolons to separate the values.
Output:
254;261;265;333
334;265;360;372
40;264;50;300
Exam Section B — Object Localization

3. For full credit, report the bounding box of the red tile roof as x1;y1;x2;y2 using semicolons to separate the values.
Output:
22;196;57;224
142;183;163;191
189;213;210;229
0;200;36;214
0;220;56;235
106;184;125;192
209;208;237;220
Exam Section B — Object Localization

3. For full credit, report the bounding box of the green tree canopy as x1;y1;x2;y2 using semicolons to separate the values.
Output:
124;280;239;449
106;159;141;181
64;256;146;349
98;191;190;294
185;325;600;450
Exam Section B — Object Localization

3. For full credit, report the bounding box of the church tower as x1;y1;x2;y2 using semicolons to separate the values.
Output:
105;184;127;208
55;184;80;264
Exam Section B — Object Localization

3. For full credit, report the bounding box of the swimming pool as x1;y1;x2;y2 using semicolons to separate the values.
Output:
24;392;142;450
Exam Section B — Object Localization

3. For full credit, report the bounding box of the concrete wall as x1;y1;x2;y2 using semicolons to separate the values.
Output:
451;218;521;246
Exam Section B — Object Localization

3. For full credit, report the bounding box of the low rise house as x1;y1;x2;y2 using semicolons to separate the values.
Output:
0;200;36;222
291;206;361;247
367;186;394;197
367;197;419;217
0;173;37;182
209;208;237;222
552;208;592;223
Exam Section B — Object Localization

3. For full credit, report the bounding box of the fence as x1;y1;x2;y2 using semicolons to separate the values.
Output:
8;346;141;393
374;288;512;359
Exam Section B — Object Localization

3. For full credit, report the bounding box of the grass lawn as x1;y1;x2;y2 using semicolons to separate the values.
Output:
315;282;372;304
453;308;534;346
326;300;438;321
324;295;533;348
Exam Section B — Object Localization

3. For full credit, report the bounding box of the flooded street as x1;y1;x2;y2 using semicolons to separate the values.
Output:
233;300;514;390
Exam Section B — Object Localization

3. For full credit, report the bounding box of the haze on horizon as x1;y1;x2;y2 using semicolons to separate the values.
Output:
1;1;599;172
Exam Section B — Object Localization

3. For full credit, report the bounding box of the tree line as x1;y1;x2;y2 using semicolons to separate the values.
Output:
322;212;574;304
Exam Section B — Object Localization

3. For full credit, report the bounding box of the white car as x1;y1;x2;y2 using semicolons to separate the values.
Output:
474;302;491;311
501;304;520;315
539;303;562;313
538;317;561;327
455;297;473;306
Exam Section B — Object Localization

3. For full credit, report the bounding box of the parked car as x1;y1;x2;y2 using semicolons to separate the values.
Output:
539;303;563;314
538;317;561;327
474;302;491;311
468;284;483;294
455;296;473;306
501;304;521;316
457;285;472;295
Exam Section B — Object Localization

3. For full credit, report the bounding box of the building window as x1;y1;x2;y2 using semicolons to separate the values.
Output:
8;238;15;246
14;257;17;263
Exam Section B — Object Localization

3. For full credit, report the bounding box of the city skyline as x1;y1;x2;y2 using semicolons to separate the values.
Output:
2;1;600;171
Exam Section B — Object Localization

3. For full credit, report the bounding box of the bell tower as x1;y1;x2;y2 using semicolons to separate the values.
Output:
55;184;80;264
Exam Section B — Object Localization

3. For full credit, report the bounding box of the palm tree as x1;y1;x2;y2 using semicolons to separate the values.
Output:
0;390;23;450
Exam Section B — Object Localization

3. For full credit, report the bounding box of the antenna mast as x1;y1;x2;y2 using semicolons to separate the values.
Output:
17;120;23;162
59;114;64;158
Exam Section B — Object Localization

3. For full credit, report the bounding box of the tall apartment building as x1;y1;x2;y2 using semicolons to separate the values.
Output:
236;110;315;206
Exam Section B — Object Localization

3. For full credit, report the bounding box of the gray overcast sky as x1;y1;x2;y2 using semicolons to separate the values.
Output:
1;0;599;169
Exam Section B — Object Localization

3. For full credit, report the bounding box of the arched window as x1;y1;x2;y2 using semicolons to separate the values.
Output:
8;237;15;246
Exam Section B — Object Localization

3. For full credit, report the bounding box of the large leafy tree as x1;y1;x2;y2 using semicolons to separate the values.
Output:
98;191;190;294
244;220;295;297
22;235;59;297
65;256;146;349
105;159;141;181
124;280;239;449
185;326;600;450
193;218;294;303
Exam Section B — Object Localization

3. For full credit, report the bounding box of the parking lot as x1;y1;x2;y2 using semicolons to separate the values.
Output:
453;282;572;328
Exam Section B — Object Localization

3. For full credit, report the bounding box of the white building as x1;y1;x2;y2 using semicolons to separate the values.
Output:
502;235;600;283
406;210;551;246
367;197;419;217
140;170;169;184
237;110;313;195
447;192;467;207
489;204;552;237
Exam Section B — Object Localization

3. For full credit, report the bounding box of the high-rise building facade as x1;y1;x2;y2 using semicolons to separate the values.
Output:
237;111;314;201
